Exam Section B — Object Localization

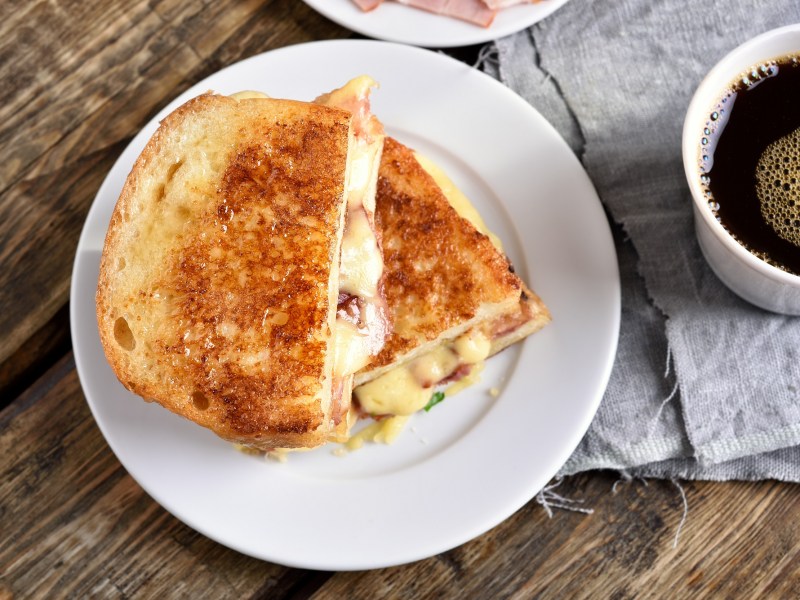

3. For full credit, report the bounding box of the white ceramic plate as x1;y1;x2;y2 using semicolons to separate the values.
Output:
303;0;570;47
71;40;619;570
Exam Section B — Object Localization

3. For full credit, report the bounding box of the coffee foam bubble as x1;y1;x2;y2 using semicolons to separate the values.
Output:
757;126;800;247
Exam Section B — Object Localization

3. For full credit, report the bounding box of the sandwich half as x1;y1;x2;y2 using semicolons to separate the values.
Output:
353;137;551;419
96;90;386;450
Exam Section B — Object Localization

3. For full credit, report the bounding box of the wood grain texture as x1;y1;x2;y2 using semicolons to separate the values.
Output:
0;354;308;599
3;1;800;597
310;478;800;599
0;303;70;408
0;0;351;366
2;353;798;598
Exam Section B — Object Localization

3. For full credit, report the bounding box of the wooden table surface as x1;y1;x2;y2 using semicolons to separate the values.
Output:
2;1;799;597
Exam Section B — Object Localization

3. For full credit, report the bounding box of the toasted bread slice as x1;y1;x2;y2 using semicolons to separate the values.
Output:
97;93;354;449
354;138;550;408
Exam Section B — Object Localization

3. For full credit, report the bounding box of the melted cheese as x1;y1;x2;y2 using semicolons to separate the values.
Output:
336;92;384;299
354;329;492;417
445;362;485;397
342;416;410;452
356;365;431;416
347;150;372;204
332;319;373;377
338;207;383;299
409;346;460;387
453;328;491;363
230;91;270;100
317;77;386;379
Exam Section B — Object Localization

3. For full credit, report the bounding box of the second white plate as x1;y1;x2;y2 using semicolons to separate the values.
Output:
303;0;570;47
71;40;619;570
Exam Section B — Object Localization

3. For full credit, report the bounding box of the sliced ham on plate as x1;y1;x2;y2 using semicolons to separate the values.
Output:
350;0;537;27
395;0;496;27
483;0;536;8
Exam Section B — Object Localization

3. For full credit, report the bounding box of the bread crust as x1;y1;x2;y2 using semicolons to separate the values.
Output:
488;283;551;356
96;93;353;449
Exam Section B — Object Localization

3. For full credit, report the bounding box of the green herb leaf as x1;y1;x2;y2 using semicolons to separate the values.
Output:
423;391;446;412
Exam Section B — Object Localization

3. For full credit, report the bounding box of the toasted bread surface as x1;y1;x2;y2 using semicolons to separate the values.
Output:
96;93;353;449
355;138;528;384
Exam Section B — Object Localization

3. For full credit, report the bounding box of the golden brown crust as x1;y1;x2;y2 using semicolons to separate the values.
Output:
96;93;353;449
358;137;526;378
488;282;551;356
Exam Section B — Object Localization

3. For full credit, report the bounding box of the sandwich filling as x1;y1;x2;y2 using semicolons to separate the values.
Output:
316;77;390;420
356;327;492;416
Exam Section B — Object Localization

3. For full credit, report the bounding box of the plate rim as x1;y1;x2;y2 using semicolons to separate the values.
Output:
70;39;620;570
301;0;571;48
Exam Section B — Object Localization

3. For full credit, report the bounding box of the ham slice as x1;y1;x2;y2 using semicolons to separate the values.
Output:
483;0;536;8
353;0;384;9
352;0;530;27
395;0;496;26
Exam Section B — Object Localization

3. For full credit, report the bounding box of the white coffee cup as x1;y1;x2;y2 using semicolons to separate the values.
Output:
683;23;800;315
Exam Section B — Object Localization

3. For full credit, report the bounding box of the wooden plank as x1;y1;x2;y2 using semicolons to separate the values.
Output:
0;0;350;366
6;4;798;595
2;355;799;597
0;303;70;408
0;353;323;599
311;477;800;598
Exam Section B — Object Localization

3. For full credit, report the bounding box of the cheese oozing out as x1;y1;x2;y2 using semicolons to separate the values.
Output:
316;76;389;380
229;90;271;101
341;415;409;452
355;328;492;417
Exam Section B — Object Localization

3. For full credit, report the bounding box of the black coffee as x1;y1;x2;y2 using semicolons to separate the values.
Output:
700;54;800;274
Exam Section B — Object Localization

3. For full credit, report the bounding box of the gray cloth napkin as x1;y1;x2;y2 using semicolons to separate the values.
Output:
486;0;800;481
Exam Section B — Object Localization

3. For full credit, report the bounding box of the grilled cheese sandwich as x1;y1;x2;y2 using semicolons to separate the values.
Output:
95;83;549;456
